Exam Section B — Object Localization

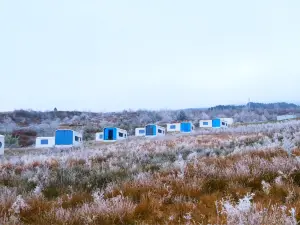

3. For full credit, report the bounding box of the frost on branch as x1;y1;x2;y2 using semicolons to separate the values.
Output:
10;195;29;214
218;193;297;225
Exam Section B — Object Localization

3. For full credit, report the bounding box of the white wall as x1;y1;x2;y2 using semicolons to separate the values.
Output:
156;126;166;136
220;120;228;128
192;123;195;131
167;123;180;132
95;132;103;141
135;128;145;136
116;128;128;140
35;137;55;148
199;120;212;128
277;115;297;121
0;135;4;155
220;118;234;125
73;131;83;147
189;123;195;132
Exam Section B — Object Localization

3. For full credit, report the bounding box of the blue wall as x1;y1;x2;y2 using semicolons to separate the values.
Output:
212;119;221;128
180;122;192;132
103;127;117;140
145;125;157;136
55;130;73;145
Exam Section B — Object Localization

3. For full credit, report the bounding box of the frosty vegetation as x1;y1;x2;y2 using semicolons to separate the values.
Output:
0;120;300;224
0;102;299;142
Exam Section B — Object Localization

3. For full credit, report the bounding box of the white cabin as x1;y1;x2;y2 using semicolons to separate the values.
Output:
167;122;194;133
145;124;165;137
55;129;83;148
95;132;104;141
199;120;213;128
212;119;228;128
167;123;181;132
0;135;4;155
102;127;128;142
135;128;145;136
219;118;234;125
35;137;55;148
277;115;297;121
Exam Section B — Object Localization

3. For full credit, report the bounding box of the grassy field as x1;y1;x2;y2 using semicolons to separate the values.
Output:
1;121;300;224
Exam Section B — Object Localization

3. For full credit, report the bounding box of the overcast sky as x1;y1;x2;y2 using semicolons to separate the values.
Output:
0;0;299;112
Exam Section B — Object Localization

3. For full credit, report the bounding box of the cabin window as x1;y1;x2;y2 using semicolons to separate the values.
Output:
158;129;162;133
119;132;124;137
125;134;127;138
99;134;103;139
170;125;176;129
203;122;209;125
0;142;2;148
139;130;145;134
222;122;225;125
75;136;79;141
41;139;48;145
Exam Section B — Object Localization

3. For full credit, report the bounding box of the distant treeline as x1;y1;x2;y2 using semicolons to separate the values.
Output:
208;102;299;111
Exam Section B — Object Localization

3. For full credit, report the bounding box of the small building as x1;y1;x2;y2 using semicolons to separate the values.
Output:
212;119;228;128
35;137;55;148
145;124;165;137
135;128;146;137
219;118;234;125
167;123;181;132
103;127;127;142
277;115;297;121
95;132;104;141
167;122;194;133
180;122;194;133
0;135;4;155
199;120;213;128
55;129;83;147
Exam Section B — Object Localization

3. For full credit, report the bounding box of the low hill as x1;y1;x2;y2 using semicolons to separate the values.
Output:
0;102;299;147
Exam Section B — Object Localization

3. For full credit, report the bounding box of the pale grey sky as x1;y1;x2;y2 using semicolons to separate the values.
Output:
0;0;299;112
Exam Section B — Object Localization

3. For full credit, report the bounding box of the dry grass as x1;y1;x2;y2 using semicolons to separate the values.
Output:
1;124;300;224
7;148;297;224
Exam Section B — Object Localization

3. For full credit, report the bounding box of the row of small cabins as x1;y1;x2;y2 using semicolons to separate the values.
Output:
33;118;233;149
0;114;297;154
94;118;233;143
92;123;191;143
30;115;300;149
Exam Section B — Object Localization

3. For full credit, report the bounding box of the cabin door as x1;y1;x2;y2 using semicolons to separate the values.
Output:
108;130;114;140
146;126;154;135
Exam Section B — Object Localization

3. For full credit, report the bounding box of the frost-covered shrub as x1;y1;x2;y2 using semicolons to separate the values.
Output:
293;132;300;148
1;120;300;224
10;195;29;214
219;193;297;225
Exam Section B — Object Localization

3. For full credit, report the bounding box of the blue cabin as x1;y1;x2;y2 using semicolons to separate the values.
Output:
55;129;83;147
145;124;165;137
103;127;127;141
212;119;228;128
212;119;221;128
180;122;194;133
